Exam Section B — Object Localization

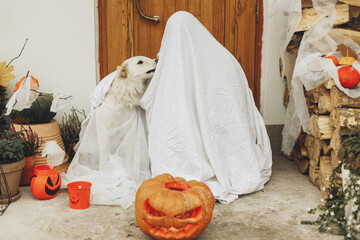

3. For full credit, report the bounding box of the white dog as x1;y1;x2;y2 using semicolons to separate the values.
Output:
105;56;157;107
63;56;156;207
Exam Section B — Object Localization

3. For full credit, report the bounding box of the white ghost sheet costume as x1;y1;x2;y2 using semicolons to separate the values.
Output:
61;71;150;208
140;11;272;204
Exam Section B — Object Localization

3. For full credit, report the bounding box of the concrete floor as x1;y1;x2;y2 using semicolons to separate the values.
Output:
0;156;342;240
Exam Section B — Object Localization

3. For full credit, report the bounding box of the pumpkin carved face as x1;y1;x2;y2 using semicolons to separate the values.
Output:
44;174;61;196
135;174;215;240
30;165;61;200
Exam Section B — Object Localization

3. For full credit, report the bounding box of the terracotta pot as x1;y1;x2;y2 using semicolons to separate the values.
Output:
0;159;25;198
13;119;69;173
20;155;36;186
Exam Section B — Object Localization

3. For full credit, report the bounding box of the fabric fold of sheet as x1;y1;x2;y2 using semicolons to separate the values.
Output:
62;87;150;208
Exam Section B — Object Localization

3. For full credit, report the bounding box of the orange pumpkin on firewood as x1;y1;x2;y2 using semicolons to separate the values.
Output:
135;173;215;240
338;66;360;89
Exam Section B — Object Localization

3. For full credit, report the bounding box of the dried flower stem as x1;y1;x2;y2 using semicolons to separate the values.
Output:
6;39;28;67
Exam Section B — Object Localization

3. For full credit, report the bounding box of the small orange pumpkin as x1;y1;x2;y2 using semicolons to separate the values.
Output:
14;75;39;92
135;173;215;240
326;56;339;66
338;66;360;89
30;165;61;200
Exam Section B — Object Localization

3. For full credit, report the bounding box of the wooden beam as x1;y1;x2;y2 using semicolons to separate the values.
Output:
330;128;342;168
283;82;289;106
319;156;333;189
318;86;332;114
339;0;360;7
322;139;332;156
301;0;313;9
305;134;322;165
296;4;350;32
310;115;333;140
286;32;303;54
330;108;360;130
309;161;320;188
305;85;320;104
98;0;108;79
333;28;360;46
331;87;360;109
323;78;336;90
255;0;264;109
294;157;310;174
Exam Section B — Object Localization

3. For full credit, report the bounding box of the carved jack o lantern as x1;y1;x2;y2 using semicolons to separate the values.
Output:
30;165;61;200
135;173;215;240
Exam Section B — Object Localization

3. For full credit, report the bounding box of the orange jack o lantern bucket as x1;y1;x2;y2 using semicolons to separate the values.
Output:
67;181;92;210
30;165;61;200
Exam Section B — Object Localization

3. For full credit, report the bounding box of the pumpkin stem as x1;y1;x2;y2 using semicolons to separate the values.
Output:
165;181;190;191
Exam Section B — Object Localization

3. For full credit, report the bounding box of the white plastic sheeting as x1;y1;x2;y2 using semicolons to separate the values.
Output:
50;89;73;113
140;11;272;204
42;141;65;168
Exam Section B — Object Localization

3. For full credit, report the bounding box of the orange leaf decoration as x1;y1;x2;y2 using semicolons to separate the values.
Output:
0;61;15;87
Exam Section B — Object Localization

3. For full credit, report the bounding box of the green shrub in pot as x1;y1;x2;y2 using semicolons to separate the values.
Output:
0;129;25;164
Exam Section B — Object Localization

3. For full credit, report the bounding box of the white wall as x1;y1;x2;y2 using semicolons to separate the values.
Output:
0;0;285;125
0;0;97;120
260;0;287;125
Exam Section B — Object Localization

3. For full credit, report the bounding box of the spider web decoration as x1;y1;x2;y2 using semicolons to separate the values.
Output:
0;164;11;216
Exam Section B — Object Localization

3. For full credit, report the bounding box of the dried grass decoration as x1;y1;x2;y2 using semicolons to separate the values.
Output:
60;107;86;161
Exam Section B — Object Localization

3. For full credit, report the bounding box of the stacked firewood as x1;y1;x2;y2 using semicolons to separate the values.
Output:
285;79;360;198
283;1;360;198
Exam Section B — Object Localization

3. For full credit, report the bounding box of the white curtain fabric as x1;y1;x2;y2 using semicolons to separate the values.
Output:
140;11;272;204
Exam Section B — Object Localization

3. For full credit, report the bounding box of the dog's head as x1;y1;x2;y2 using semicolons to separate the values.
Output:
108;56;157;108
117;56;157;86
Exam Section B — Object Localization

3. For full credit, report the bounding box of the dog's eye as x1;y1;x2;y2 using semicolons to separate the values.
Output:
137;60;143;65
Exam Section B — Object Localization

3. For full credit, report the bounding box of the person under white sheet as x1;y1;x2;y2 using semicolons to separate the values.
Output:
140;11;272;204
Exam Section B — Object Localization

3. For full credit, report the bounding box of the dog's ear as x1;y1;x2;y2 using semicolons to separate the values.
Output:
117;63;128;79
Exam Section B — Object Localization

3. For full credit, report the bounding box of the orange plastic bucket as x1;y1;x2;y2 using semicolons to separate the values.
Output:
30;165;61;200
67;181;92;209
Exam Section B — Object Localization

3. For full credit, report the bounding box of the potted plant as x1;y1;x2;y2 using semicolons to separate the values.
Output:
9;76;70;173
0;127;25;201
18;125;42;185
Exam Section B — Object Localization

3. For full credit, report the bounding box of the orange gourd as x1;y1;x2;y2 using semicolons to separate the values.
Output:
135;173;215;240
14;76;39;92
326;56;339;66
30;165;61;200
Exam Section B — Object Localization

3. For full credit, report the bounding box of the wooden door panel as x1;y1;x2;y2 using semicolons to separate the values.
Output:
99;0;261;107
133;0;225;60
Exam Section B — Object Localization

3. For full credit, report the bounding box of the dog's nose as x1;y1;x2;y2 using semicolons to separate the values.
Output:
155;58;158;63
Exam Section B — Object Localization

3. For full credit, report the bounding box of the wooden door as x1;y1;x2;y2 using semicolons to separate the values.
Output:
99;0;263;107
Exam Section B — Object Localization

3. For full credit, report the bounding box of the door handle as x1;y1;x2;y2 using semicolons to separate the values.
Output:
135;0;160;23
